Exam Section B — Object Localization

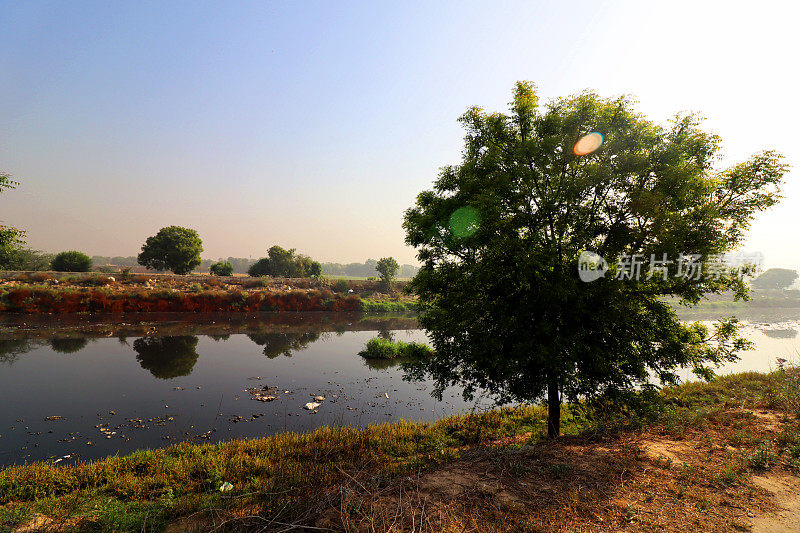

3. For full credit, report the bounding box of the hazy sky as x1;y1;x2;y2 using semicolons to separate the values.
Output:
1;1;798;266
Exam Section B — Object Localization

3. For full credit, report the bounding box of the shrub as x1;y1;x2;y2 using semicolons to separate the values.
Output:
249;246;322;278
51;251;92;272
209;261;233;276
358;337;434;360
79;275;114;287
334;279;349;293
248;258;270;277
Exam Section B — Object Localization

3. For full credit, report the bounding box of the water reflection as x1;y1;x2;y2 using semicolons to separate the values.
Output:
762;329;798;339
0;339;46;366
132;336;200;379
247;332;321;359
49;338;90;354
362;356;407;370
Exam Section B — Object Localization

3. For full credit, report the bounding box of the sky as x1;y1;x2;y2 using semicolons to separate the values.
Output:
1;1;798;267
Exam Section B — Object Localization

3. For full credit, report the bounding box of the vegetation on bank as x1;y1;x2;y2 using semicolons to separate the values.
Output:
0;273;416;314
0;285;362;313
358;337;433;359
1;368;798;532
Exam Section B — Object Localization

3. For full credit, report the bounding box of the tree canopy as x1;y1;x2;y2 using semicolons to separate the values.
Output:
248;245;322;278
751;268;798;290
51;251;92;272
209;261;234;276
403;82;787;437
0;173;26;269
137;226;203;275
376;257;399;285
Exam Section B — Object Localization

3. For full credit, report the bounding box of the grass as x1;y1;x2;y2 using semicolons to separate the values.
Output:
358;337;433;359
360;298;418;314
0;406;549;532
2;368;798;531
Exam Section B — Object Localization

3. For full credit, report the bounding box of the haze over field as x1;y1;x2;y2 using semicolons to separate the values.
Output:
1;1;798;267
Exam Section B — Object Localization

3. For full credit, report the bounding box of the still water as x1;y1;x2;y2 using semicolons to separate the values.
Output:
1;308;799;467
0;313;492;467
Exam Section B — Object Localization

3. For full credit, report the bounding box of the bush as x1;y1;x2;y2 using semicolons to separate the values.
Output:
248;258;270;277
248;246;322;278
209;261;233;276
358;337;434;360
334;279;350;293
51;251;92;272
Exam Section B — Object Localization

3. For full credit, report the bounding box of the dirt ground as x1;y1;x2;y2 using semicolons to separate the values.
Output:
314;410;800;532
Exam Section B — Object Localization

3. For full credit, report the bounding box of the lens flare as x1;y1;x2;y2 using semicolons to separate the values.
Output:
573;132;603;156
448;206;480;238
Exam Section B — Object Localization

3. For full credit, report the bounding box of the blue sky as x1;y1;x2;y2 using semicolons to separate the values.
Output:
2;1;798;266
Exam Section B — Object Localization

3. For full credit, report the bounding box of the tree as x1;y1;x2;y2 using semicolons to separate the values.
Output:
138;226;203;275
209;261;234;276
751;268;798;290
51;251;93;272
376;257;399;285
0;173;25;269
403;82;787;438
248;245;322;278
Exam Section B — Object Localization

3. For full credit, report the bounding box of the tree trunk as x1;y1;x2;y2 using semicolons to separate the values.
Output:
547;374;561;439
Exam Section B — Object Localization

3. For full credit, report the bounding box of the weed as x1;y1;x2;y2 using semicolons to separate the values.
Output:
747;440;778;470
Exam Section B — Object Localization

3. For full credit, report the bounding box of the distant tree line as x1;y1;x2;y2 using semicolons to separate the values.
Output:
88;255;420;277
320;260;418;279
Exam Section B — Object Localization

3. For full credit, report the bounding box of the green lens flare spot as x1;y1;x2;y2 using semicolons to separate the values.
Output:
448;206;480;238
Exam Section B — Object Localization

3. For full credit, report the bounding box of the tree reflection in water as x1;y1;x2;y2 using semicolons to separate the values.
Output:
247;332;321;359
133;335;200;379
0;339;47;366
763;328;798;339
49;338;89;354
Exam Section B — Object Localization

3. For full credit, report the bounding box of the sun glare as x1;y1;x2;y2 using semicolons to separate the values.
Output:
573;132;604;156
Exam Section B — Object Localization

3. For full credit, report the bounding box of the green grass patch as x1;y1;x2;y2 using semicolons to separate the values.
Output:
360;298;417;314
358;337;433;359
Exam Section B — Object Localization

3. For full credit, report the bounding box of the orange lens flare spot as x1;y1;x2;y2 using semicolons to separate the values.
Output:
573;132;604;156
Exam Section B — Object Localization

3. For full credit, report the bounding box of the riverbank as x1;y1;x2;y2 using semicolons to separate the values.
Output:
0;272;416;314
2;369;799;532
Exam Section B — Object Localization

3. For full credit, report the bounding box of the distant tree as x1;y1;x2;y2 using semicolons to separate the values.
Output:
376;257;399;285
137;226;203;275
751;268;798;290
247;257;270;277
297;254;323;278
248;246;322;277
403;82;787;438
51;251;92;272
209;261;234;276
